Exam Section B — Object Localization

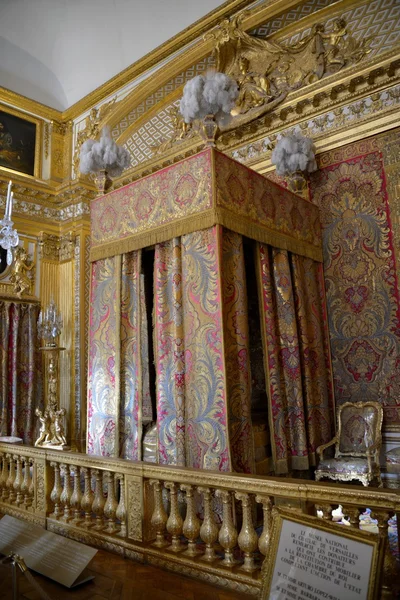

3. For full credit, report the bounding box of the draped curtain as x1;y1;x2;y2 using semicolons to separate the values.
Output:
154;226;254;472
88;230;334;475
0;300;42;444
257;245;334;474
87;251;152;458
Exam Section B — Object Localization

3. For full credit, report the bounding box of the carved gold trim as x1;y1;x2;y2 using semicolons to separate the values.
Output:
38;231;76;262
62;0;261;121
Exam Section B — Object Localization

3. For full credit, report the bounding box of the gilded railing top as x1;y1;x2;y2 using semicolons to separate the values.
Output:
2;443;398;510
90;148;322;263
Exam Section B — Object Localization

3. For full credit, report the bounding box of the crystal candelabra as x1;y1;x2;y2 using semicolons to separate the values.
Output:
0;180;19;265
37;299;63;347
35;299;68;450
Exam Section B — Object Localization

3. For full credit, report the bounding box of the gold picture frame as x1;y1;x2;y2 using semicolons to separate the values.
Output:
260;508;384;600
0;104;42;179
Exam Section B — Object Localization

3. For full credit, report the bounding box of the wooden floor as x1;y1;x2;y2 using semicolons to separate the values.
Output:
0;547;253;600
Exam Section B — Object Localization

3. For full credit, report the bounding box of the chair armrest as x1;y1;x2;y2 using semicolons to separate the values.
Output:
317;437;337;459
365;441;381;453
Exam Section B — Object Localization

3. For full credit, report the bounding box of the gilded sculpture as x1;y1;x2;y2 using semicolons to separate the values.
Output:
9;246;34;297
159;12;371;151
73;96;118;175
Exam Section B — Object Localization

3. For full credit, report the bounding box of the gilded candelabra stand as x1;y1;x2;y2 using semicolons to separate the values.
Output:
35;300;69;450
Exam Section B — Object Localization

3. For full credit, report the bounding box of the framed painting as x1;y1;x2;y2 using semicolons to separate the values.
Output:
0;105;42;177
260;508;385;600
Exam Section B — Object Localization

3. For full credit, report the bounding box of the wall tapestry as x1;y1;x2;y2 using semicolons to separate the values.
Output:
310;132;400;430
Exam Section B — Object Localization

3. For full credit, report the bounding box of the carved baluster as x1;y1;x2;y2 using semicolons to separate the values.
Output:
198;487;219;562
235;492;258;572
181;484;200;557
6;454;16;502
149;479;168;547
104;472;118;534
315;503;333;521
164;482;184;552
115;474;127;537
60;463;72;521
50;462;62;518
81;467;94;528
371;509;398;598
20;457;31;508
70;466;83;524
13;455;23;505
215;489;238;566
256;495;273;556
28;459;35;502
343;506;360;528
0;453;8;498
92;469;105;530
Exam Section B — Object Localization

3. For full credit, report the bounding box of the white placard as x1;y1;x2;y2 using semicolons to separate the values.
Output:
0;515;97;587
269;519;373;600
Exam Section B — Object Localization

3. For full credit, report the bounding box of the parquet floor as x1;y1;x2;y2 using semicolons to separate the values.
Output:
0;547;253;600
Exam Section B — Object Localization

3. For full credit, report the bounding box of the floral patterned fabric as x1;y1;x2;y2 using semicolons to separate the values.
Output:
310;144;400;428
91;149;322;263
88;251;150;459
154;226;254;472
257;245;334;474
0;301;42;444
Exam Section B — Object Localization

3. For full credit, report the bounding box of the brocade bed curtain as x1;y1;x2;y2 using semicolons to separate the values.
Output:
88;228;334;475
257;245;334;474
154;226;253;472
0;300;42;444
87;251;152;458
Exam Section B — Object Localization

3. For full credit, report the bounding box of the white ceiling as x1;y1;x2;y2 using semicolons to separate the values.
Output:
0;0;226;111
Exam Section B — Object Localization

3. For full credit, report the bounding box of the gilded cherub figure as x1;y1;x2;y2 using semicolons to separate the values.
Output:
10;246;34;297
231;56;272;116
35;408;51;446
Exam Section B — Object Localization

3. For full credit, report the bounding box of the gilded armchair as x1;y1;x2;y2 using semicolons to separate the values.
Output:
316;401;383;487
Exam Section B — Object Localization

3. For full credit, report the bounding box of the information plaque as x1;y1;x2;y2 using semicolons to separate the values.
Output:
260;508;384;600
0;515;98;588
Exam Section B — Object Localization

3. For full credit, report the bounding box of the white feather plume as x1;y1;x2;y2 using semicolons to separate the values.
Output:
271;133;317;176
79;127;131;177
179;71;238;124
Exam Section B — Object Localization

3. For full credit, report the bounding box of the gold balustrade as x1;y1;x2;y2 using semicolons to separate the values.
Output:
0;443;399;596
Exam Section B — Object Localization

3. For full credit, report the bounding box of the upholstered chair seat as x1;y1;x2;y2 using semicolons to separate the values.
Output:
316;401;383;487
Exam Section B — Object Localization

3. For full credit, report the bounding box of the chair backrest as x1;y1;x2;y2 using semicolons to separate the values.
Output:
336;401;383;458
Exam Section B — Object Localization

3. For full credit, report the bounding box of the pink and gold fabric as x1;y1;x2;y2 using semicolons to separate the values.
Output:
257;246;334;474
91;149;321;264
88;251;148;459
221;229;254;473
0;301;42;444
154;226;253;472
154;238;185;466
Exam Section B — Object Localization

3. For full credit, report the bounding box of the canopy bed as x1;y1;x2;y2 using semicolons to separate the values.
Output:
88;148;335;475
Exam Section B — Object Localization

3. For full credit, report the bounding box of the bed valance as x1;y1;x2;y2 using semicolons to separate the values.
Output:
90;148;322;262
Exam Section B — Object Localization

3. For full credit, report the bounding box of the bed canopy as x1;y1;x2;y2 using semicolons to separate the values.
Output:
88;148;334;475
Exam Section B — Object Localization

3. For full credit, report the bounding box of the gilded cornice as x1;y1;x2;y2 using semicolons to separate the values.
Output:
38;231;76;262
110;56;400;189
0;86;61;121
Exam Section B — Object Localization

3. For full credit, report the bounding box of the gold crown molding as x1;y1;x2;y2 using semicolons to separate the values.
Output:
0;87;61;121
110;0;394;154
84;0;309;132
63;0;256;121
